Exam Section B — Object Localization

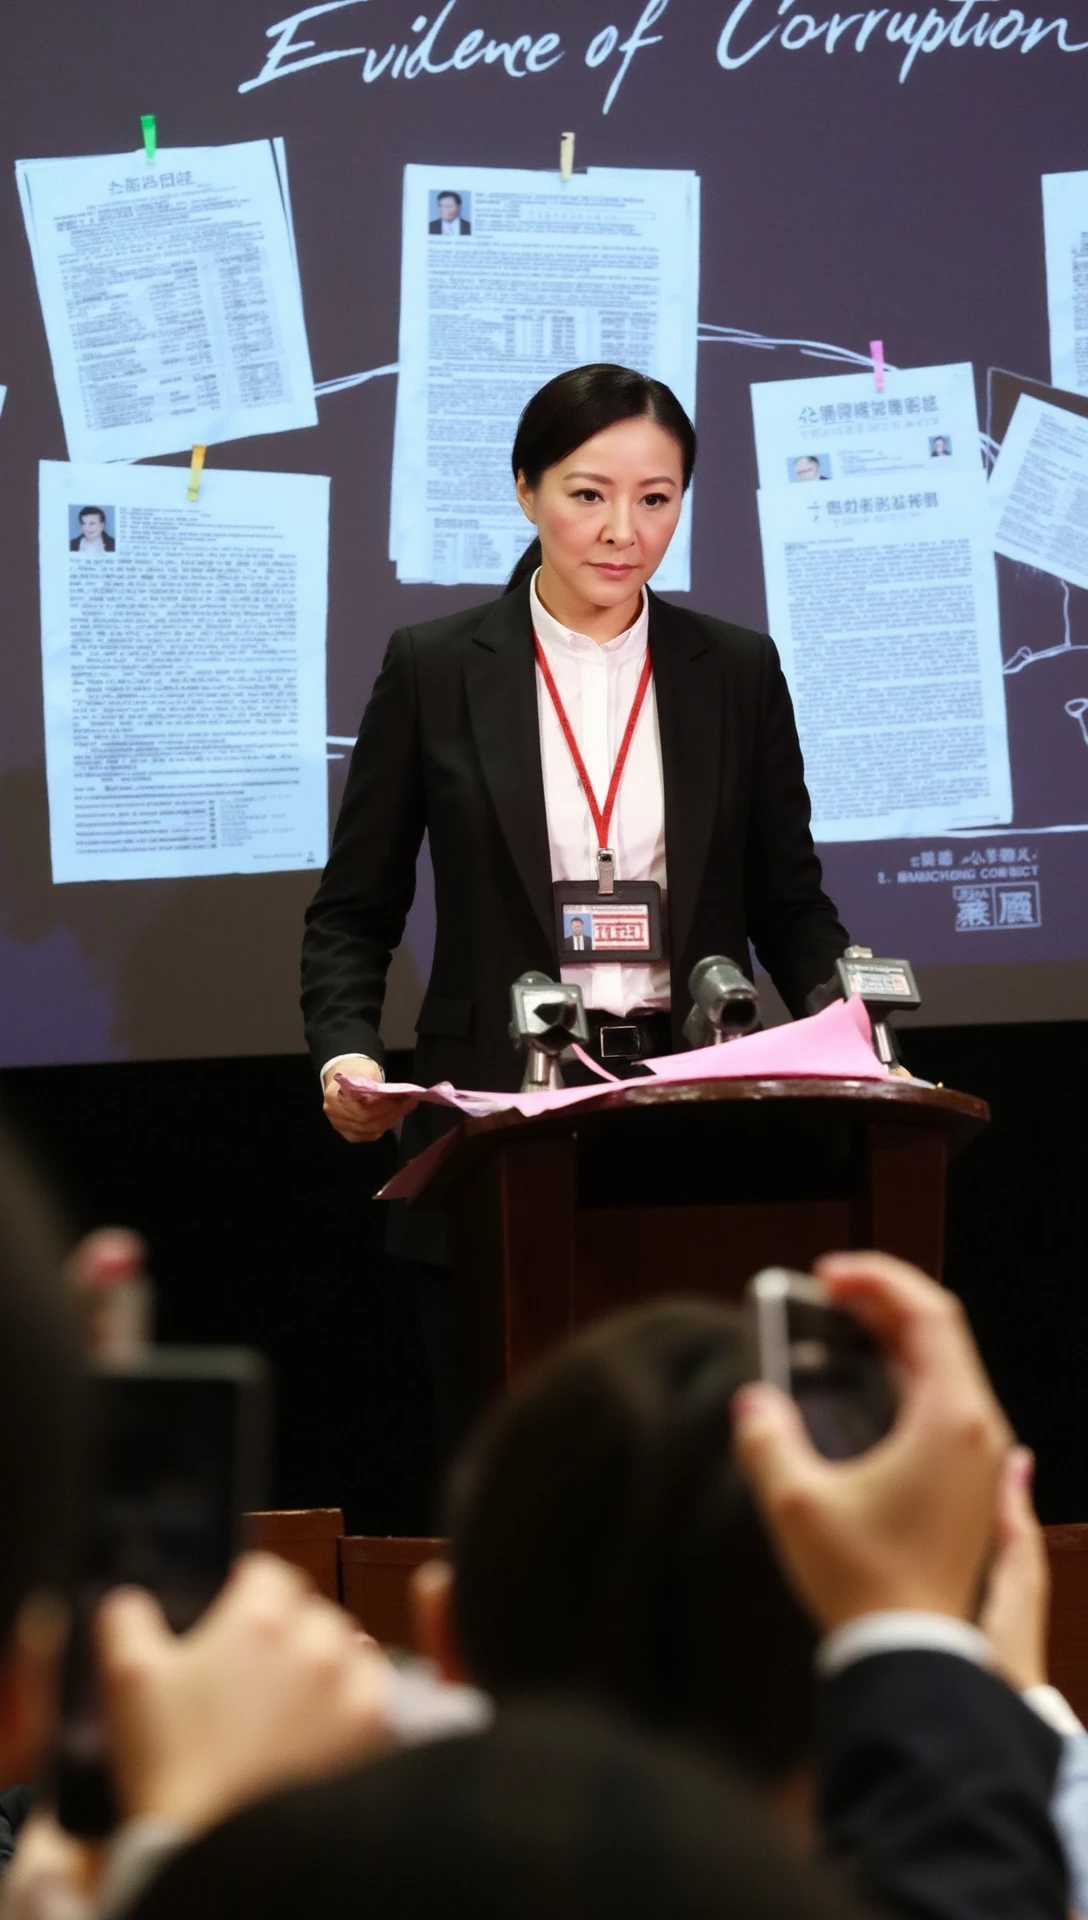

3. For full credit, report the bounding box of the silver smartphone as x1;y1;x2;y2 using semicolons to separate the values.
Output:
748;1268;896;1460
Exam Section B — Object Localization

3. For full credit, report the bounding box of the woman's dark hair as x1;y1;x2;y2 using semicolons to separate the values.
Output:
505;364;697;593
446;1300;815;1780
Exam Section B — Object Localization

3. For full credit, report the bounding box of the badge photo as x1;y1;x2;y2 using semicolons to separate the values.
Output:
553;879;663;963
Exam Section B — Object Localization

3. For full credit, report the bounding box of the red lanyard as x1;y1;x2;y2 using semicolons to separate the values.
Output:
533;631;653;853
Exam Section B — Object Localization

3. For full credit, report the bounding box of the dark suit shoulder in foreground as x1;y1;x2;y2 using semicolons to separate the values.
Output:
819;1650;1066;1920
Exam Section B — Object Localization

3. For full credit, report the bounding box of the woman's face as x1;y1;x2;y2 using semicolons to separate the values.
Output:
517;415;685;617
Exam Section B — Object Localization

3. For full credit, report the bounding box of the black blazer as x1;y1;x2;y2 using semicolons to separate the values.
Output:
301;582;849;1246
428;216;471;234
69;531;115;550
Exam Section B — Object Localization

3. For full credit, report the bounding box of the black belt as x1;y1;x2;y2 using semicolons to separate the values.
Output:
583;1008;673;1062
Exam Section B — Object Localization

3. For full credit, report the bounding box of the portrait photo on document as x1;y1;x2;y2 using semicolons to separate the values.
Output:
68;505;116;553
428;188;472;234
789;453;830;482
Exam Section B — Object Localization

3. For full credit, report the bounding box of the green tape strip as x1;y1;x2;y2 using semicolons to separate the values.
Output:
140;114;156;164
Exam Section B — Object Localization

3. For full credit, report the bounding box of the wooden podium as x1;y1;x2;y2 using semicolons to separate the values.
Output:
410;1077;988;1399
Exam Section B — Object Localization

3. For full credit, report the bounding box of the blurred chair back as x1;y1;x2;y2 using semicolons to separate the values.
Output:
242;1512;448;1649
340;1535;448;1648
243;1513;1088;1706
1046;1524;1088;1723
244;1507;344;1603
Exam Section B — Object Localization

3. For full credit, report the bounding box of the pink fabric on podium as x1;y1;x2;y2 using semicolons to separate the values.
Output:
642;993;884;1082
352;995;885;1203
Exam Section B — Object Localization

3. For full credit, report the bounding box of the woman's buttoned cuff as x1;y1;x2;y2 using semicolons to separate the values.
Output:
321;1054;384;1090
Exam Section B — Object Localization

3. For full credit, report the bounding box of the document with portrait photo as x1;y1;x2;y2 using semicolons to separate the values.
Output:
40;459;329;883
751;362;983;489
390;162;699;590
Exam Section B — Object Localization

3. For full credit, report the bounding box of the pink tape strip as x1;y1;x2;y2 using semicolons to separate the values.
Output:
870;338;885;392
567;1042;621;1082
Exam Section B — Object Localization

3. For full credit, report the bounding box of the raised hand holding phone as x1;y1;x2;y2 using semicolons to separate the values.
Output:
96;1553;392;1837
733;1251;1011;1633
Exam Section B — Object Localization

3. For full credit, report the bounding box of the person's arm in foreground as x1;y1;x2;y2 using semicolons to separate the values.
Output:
981;1445;1088;1918
733;1250;1067;1920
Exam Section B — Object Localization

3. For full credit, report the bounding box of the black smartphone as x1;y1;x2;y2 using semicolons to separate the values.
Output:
748;1268;896;1461
53;1347;271;1837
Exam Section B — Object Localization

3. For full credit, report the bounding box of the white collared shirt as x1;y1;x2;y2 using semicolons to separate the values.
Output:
531;571;669;1016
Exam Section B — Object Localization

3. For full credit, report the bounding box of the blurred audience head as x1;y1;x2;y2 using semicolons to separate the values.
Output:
0;1124;84;1775
119;1700;866;1920
433;1300;815;1780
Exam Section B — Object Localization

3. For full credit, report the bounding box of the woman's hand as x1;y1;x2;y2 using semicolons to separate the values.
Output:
97;1553;394;1837
322;1055;418;1143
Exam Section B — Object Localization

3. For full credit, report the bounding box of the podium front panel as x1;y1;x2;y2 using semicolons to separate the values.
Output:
432;1079;986;1395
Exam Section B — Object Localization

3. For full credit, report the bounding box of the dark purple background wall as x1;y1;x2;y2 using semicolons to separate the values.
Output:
2;0;1087;1070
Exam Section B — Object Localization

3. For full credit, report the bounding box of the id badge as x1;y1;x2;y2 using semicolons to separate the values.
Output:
553;880;663;963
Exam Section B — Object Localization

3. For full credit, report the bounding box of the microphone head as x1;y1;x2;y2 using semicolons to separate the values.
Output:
509;972;589;1056
687;956;760;1037
804;952;922;1019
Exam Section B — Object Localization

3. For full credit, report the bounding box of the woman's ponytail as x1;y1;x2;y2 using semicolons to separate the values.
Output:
504;534;542;594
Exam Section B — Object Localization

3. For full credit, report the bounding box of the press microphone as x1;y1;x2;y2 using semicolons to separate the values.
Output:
682;956;761;1048
508;971;589;1091
804;946;921;1069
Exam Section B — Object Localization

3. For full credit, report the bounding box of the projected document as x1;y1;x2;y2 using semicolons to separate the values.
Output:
18;142;316;462
751;362;982;488
989;393;1088;591
390;164;700;590
40;461;329;883
1043;171;1088;396
757;474;1011;842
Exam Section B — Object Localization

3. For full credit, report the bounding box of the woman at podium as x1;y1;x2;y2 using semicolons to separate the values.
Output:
301;363;849;1418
